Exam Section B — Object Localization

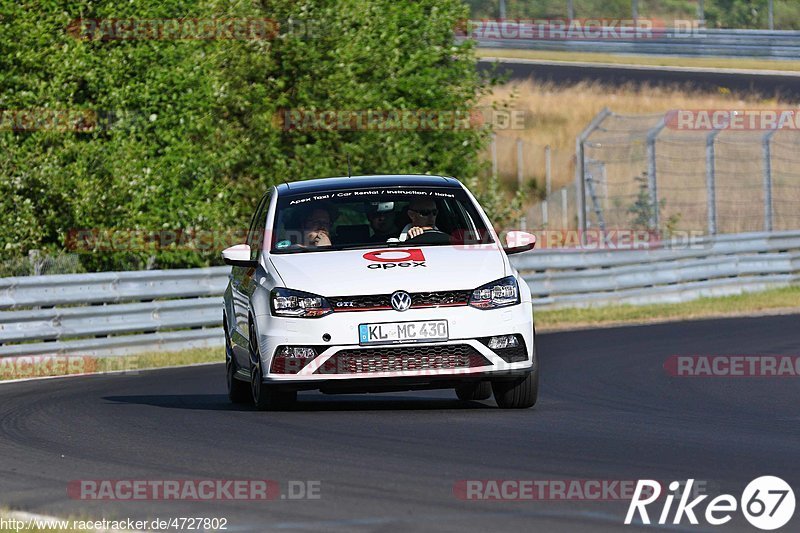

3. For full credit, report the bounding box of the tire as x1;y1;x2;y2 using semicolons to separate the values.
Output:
249;319;296;411
455;381;492;401
225;316;250;404
492;368;538;409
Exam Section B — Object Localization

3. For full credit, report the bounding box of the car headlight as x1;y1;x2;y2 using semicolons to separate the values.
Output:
469;276;520;309
270;288;332;318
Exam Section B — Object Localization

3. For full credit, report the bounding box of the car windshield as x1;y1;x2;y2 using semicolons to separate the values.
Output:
271;185;494;253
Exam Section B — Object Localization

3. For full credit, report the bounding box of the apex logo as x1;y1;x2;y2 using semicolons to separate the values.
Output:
363;249;426;270
364;248;427;270
363;249;425;262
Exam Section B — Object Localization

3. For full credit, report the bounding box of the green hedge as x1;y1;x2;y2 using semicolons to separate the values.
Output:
1;0;504;271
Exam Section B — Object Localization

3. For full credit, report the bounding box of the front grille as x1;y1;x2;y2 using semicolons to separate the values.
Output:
314;344;491;374
328;290;471;312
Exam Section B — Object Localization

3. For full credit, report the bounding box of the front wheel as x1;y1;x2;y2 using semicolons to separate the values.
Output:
249;320;296;410
225;316;250;404
455;381;492;401
492;369;538;409
227;353;251;404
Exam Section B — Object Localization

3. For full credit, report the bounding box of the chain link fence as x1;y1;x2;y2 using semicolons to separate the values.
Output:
553;108;800;236
0;251;84;278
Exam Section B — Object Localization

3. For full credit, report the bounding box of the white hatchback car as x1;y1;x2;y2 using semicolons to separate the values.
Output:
222;175;538;409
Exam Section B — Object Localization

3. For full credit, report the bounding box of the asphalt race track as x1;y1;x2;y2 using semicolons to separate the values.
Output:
1;314;798;532
478;58;800;99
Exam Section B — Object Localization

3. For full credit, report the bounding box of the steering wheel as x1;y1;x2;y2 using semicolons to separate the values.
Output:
405;228;451;244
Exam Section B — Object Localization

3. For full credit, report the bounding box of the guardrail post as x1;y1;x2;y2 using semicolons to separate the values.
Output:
646;118;666;231
705;129;721;235
575;107;611;243
762;128;777;232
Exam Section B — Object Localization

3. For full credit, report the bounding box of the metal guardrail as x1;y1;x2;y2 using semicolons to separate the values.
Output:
515;231;800;308
0;268;228;357
0;231;798;357
473;28;800;60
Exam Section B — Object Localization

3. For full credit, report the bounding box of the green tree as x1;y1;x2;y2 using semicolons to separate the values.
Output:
706;0;768;28
1;0;497;271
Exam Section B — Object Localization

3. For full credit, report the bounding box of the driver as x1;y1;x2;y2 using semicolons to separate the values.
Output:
400;198;439;240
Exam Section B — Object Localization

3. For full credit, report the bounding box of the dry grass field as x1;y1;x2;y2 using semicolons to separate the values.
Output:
480;80;800;232
482;79;793;190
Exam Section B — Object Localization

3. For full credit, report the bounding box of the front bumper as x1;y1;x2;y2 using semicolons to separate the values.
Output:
254;302;536;383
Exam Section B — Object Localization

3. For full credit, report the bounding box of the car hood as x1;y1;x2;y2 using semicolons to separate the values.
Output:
269;245;507;296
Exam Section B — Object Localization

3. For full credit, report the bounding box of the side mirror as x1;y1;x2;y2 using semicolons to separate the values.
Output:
503;231;536;255
222;244;258;268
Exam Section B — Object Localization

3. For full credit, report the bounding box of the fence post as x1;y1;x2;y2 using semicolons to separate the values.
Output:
545;144;552;197
28;249;42;276
561;188;568;229
705;129;721;235
762;129;777;231
584;159;607;233
632;0;638;24
768;0;774;30
491;133;498;178
646;118;666;231
567;0;574;19
575;107;611;244
697;0;705;22
516;138;527;230
543;144;552;227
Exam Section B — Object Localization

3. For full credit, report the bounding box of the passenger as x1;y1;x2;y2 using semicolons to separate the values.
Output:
301;206;335;247
366;202;397;243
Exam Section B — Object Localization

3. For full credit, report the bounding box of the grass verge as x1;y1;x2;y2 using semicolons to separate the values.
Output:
535;285;800;331
477;48;800;72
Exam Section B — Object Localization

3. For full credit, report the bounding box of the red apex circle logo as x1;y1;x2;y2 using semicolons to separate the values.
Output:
362;249;425;263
